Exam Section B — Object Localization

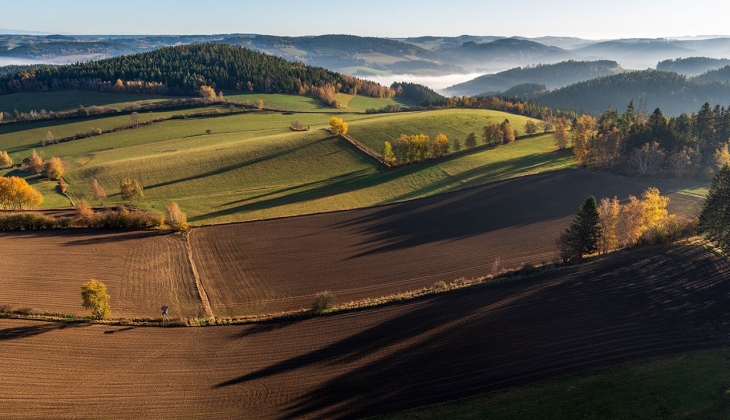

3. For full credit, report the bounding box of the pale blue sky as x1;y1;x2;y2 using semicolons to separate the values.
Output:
1;0;728;39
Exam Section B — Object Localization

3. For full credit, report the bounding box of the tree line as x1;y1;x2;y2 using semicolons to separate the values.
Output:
557;100;730;179
0;43;394;101
557;188;694;262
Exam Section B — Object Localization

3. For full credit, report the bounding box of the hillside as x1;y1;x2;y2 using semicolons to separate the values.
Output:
572;40;695;69
1;244;727;418
536;70;730;116
692;65;730;84
444;60;621;96
0;43;391;97
443;38;572;70
657;57;730;76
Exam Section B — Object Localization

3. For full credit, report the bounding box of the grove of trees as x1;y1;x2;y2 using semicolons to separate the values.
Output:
0;176;44;209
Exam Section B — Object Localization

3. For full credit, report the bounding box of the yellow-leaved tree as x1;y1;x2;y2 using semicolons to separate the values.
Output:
0;151;13;167
81;279;110;319
329;117;348;136
199;85;217;99
641;187;669;241
431;133;450;157
0;176;44;209
45;157;64;180
715;142;730;169
598;196;620;254
572;115;597;165
165;202;188;231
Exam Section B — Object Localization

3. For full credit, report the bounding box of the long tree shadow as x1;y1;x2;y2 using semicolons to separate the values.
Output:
213;246;730;419
0;321;88;340
330;169;654;259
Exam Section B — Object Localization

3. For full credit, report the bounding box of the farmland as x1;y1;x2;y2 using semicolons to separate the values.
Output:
0;101;572;225
0;91;170;114
0;170;702;319
1;244;728;419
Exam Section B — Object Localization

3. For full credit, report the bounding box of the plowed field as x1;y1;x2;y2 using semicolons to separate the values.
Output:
0;230;204;319
1;245;728;419
191;170;702;316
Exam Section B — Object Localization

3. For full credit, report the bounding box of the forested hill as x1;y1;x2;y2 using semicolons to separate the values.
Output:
692;65;730;84
656;57;730;76
0;43;390;96
535;70;730;116
444;60;621;96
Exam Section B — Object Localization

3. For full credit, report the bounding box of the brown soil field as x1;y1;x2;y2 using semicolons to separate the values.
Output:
190;169;702;316
0;245;728;419
0;230;204;319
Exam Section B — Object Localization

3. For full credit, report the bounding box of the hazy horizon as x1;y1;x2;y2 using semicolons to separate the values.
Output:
2;0;729;39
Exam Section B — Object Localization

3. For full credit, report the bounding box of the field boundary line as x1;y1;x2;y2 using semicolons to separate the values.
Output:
183;230;213;318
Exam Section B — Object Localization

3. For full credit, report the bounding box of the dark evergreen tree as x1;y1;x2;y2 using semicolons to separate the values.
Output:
564;196;602;260
698;164;730;253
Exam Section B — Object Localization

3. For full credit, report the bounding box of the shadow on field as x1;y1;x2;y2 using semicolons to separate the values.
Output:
0;321;88;341
230;317;306;339
212;246;730;419
191;148;566;222
144;137;322;192
332;169;653;258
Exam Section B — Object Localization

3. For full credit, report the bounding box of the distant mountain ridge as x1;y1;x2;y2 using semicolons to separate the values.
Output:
444;60;621;96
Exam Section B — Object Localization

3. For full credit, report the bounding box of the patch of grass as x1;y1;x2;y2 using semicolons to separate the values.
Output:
224;92;339;112
0;91;170;114
376;348;730;420
343;94;414;112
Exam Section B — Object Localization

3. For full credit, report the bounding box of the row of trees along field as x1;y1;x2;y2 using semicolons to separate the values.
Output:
381;119;521;167
558;188;693;262
554;100;730;178
0;43;396;101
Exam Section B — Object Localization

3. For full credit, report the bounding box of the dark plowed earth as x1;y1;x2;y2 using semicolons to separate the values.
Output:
191;169;701;316
1;245;728;419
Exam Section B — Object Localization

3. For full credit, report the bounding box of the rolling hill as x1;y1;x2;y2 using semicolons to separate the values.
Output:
444;60;621;96
656;57;730;76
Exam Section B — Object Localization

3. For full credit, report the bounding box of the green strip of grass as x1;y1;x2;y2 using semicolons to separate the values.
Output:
376;348;730;420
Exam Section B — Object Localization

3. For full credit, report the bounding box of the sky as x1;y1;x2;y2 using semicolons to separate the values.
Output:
1;0;729;39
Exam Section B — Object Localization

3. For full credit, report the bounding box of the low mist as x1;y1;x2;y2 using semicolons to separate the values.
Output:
359;73;486;94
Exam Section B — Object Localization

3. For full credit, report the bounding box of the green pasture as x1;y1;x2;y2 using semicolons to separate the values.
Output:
1;100;574;224
348;108;542;156
377;349;730;420
0;91;170;114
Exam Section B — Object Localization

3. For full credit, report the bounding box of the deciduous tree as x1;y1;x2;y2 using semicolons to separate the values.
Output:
464;132;477;149
500;120;515;144
0;176;44;209
714;142;730;169
431;133;450;157
641;187;669;242
199;85;216;99
26;149;44;174
598;196;620;254
482;122;503;145
120;178;144;202
524;120;538;135
45;157;64;180
617;195;646;246
329;117;348;136
572;115;597;165
81;279;110;319
165;202;188;231
91;179;107;205
381;141;396;165
631;142;665;176
552;117;570;150
0;150;12;167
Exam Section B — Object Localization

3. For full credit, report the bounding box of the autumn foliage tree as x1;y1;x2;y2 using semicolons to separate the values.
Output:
0;151;12;167
199;85;216;99
482;122;503;145
552;117;570;150
91;179;107;205
120;178;144;202
500;120;515;144
26;149;44;174
329;117;348;136
431;133;450;157
572;115;597;165
81;279;110;319
524;120;538;135
465;132;477;149
0;176;44;209
44;157;64;180
165;202;188;231
381;141;396;165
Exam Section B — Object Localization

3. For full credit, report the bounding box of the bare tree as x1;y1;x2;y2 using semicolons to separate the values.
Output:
130;112;140;127
631;142;665;176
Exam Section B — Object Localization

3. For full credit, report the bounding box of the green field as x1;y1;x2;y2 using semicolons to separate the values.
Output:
348;108;540;156
0;97;574;224
377;349;730;420
0;91;170;114
337;93;414;112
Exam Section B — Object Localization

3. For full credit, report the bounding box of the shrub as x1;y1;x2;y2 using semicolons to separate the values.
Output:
0;304;12;313
431;281;448;292
81;279;110;319
15;307;34;315
312;291;335;313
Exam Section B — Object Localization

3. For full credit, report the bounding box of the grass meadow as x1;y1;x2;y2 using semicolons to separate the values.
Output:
0;94;574;223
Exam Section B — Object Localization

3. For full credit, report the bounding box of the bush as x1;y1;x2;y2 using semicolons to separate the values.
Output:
312;291;335;313
431;281;448;292
0;213;57;231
